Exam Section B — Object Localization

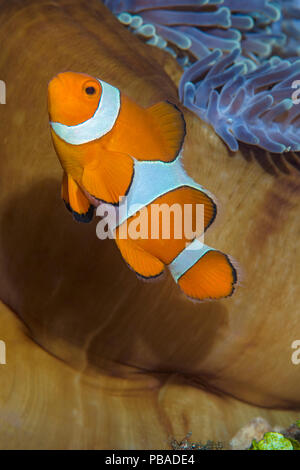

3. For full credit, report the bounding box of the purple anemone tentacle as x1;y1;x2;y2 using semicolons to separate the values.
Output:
104;0;300;153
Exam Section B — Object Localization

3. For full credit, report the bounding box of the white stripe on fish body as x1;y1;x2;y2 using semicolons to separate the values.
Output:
168;239;213;283
50;79;120;145
114;152;211;230
106;152;218;283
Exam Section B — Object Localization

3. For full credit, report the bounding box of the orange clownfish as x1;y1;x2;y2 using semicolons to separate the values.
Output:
48;71;238;301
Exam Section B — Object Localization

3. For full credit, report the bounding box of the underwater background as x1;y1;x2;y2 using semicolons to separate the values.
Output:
0;0;299;450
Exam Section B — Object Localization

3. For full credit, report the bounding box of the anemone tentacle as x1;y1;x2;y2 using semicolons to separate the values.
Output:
104;0;300;153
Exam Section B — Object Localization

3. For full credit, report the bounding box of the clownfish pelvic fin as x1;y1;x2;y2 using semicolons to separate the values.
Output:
62;172;94;223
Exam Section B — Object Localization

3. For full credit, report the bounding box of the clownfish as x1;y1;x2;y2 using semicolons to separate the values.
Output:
48;71;238;301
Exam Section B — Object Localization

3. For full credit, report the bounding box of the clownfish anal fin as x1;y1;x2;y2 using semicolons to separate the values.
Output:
82;150;134;205
62;172;94;223
147;101;186;161
116;237;165;279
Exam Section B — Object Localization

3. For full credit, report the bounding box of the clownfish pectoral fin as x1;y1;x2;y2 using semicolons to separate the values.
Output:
62;172;94;223
147;101;186;161
116;238;165;279
176;249;238;301
82;150;134;205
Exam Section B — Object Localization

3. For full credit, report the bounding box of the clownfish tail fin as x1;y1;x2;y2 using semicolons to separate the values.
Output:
169;242;238;301
147;101;186;160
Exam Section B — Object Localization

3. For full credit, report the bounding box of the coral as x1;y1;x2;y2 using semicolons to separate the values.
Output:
229;418;300;450
284;421;300;442
229;417;272;450
104;0;300;153
251;432;299;450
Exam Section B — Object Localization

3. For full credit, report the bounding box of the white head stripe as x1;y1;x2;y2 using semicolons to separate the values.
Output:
50;79;120;145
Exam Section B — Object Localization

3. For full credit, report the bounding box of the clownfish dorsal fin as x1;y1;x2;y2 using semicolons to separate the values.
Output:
82;150;134;205
62;172;94;223
146;101;186;161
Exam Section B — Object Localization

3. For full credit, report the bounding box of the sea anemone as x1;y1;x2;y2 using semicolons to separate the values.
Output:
104;0;300;153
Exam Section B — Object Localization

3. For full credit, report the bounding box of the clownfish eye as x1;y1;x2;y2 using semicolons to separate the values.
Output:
85;86;96;95
82;79;100;98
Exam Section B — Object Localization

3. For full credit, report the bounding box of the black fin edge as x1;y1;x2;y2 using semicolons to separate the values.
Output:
64;201;72;213
64;200;95;224
72;204;95;223
165;100;186;159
